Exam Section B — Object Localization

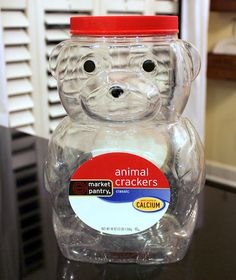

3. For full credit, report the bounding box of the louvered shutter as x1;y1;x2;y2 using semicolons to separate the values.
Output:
40;0;94;135
154;0;178;14
100;0;178;15
0;2;35;135
100;0;145;15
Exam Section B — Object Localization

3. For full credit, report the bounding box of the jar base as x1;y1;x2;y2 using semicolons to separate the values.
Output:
54;215;192;264
57;239;189;264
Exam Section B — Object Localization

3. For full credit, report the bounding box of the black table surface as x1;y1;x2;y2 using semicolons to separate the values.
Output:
0;125;236;280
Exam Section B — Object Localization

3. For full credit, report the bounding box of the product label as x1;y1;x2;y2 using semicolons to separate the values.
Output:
69;152;170;235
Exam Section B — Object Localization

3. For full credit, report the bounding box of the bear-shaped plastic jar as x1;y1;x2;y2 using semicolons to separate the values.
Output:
45;16;205;264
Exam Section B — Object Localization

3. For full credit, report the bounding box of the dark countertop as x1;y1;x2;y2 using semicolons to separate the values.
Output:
0;125;236;280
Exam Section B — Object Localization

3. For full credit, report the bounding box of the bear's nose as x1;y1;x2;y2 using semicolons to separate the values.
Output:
109;86;124;98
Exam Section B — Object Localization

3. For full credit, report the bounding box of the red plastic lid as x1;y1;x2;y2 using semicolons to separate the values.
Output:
70;16;178;36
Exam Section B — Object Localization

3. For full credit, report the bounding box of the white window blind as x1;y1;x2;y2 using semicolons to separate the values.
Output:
42;0;93;135
3;30;30;45
10;110;35;128
5;46;31;63
7;79;33;96
6;63;32;79
101;0;145;15
8;95;34;112
100;0;178;16
48;90;60;103
1;5;36;134
154;1;178;14
1;11;29;28
49;119;61;132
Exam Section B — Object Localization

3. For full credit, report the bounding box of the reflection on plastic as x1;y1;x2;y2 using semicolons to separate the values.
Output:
57;255;162;280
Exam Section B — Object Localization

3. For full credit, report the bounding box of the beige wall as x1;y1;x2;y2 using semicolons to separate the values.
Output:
206;12;236;166
208;12;236;50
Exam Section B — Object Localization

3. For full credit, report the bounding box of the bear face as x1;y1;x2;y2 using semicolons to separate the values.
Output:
49;38;200;122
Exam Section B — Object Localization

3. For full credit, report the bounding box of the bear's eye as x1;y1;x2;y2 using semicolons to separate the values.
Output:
83;60;96;73
142;60;156;72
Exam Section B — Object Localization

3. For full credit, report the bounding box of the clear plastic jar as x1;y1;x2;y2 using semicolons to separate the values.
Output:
45;16;205;264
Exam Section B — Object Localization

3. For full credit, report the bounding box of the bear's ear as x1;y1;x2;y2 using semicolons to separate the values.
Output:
183;41;201;81
49;40;71;80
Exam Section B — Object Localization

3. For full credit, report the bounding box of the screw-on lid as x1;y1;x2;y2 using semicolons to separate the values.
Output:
70;16;178;36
